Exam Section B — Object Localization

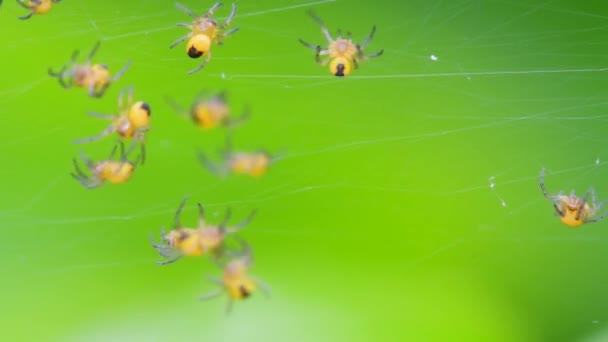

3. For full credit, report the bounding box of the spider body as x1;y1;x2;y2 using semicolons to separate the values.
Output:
17;0;60;20
71;141;142;189
167;91;248;130
49;41;131;98
200;239;270;313
299;11;383;76
149;195;257;265
197;137;276;178
171;2;239;74
73;86;150;163
539;167;607;227
228;152;271;177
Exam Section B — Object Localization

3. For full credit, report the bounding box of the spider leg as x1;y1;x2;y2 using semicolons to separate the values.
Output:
553;203;565;217
16;0;32;9
219;208;233;230
111;60;132;82
72;158;90;179
72;123;116;144
225;298;234;315
225;209;257;234
200;288;223;302
72;176;102;189
360;25;377;50
575;190;591;221
206;2;224;17
362;49;384;60
538;167;551;198
126;85;135;107
175;2;197;18
306;10;333;42
186;51;212;74
86;111;115;120
170;33;192;49
587;210;608;223
155;255;183;265
117;86;128;108
86;41;101;64
336;29;342;39
164;96;190;118
198;202;206;228
197;150;227;177
176;23;191;28
107;141;121;160
219;3;237;28
206;275;224;286
77;150;96;169
149;232;170;249
218;26;240;39
298;38;321;52
18;10;34;20
223;103;249;128
251;276;272;299
174;195;190;229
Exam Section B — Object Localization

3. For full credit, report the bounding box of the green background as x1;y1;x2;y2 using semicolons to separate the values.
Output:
2;0;608;341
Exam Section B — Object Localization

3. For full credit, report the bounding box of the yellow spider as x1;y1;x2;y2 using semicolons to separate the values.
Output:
17;0;60;20
539;167;607;227
149;195;257;265
298;10;383;76
71;140;143;189
171;2;239;74
73;86;150;164
200;238;270;314
197;136;279;178
166;90;249;130
48;41;131;98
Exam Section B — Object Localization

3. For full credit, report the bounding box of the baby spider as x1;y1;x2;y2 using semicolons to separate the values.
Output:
166;90;249;130
197;136;280;178
171;2;239;74
539;167;608;227
71;140;143;189
48;41;131;98
200;238;270;314
17;0;61;20
73;86;150;164
298;10;383;77
149;195;257;265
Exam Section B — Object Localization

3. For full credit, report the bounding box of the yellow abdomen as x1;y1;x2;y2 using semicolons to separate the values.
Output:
174;234;205;256
102;162;134;184
34;0;52;14
561;215;584;227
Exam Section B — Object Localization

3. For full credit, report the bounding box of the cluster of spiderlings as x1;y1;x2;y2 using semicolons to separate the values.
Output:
149;195;269;313
44;38;149;190
10;0;384;312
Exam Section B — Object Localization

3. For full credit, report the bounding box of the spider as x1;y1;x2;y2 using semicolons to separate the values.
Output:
17;0;61;20
48;41;131;98
298;10;383;77
149;195;257;265
71;140;143;189
539;167;607;227
197;136;279;178
166;90;249;130
171;2;240;74
73;86;150;164
200;238;270;314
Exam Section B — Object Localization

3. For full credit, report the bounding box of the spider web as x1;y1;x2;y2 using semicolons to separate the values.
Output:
2;0;608;341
